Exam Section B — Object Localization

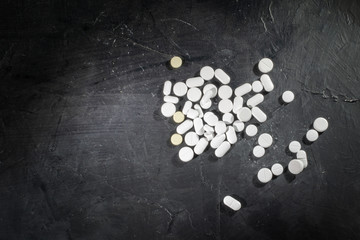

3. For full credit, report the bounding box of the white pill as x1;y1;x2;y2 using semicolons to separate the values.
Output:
271;163;284;176
161;102;176;117
193;118;204;136
313;117;328;132
194;104;204;118
210;134;226;149
214;68;230;84
282;91;295;103
186;109;199;119
288;159;304;175
215;141;231;158
223;196;241;211
203;124;214;133
258;58;274;73
163;95;179;104
204;132;214;141
202;84;218;98
222;113;234;124
260;74;274;92
173;82;188;97
215;121;227;135
204;112;219;126
163;81;172;95
226;126;237;144
296;150;308;168
218;85;233;99
237;107;252;122
251;106;267;123
194;137;209;155
184;131;199;147
306;129;319;142
247;93;264;108
253;145;265;158
289;141;301;153
232;96;244;114
186;77;204;88
201;90;212;103
187;88;202;102
179;147;194;162
218;99;233;113
200;98;212;109
235;83;252;97
257;168;273;183
252;80;263;93
182;101;192;115
233;120;245;132
176;120;193;134
245;124;258;137
200;66;215;81
258;133;273;148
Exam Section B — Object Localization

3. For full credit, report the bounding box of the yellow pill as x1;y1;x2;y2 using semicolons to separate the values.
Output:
173;111;185;123
170;133;183;146
170;56;182;69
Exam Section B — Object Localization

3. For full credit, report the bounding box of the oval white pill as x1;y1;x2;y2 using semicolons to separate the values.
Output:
203;124;214;133
186;109;199;119
218;85;233;99
163;95;179;104
182;101;192;115
186;77;204;88
252;80;263;93
258;133;273;148
226;126;237;144
184;131;199;147
288;159;304;174
193;118;204;136
251;106;267;123
214;68;230;84
204;112;219;126
313;117;328;132
200;98;212;109
204;132;214;141
233;120;244;132
187;88;202;102
271;163;284;176
215;121;227;135
194;104;204;118
296;150;308;168
202;84;218;98
232;96;244;114
253;145;265;158
179;147;194;162
163;81;172;95
194;137;209;155
218;99;233;113
173;82;188;97
237;107;252;122
260;74;274;92
176;119;194;134
235;83;252;97
222;113;234;124
215;141;231;158
289;141;301;153
306;129;319;142
247;93;264;108
200;66;215;81
257;168;273;183
223;196;241;211
282;91;295;103
210;134;226;149
245;124;258;137
161;102;176;117
258;58;273;73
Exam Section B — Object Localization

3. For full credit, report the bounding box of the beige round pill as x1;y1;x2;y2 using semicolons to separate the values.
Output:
173;111;185;123
170;56;182;68
171;133;183;146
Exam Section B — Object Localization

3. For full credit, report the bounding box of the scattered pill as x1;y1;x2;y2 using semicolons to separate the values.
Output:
161;102;176;117
170;56;183;69
251;106;267;123
194;137;209;155
218;99;233;113
202;84;218;98
182;101;192;115
164;95;179;104
184;131;200;147
176;119;193;134
222;113;234;124
233;120;245;132
232;96;244;114
186;109;200;119
306;129;319;142
170;133;183;146
271;163;284;176
237;107;252;122
258;133;273;148
210;134;226;149
186;77;204;88
252;80;264;93
247;93;264;108
288;159;304;174
214;68;230;84
253;145;265;158
203;124;214;133
200;98;212;109
173;111;185;123
194;104;204;118
215;121;227;135
218;85;233;99
313;117;328;132
223;196;241;211
187;88;202;102
257;168;273;183
296;150;308;168
235;83;252;97
260;74;274;92
289;141;301;153
282;91;294;103
258;58;273;73
204;132;214;141
173;82;188;97
179;146;194;162
200;66;215;81
193;118;204;136
215;141;231;158
204;112;219;126
245;124;258;137
163;81;172;96
226;126;237;144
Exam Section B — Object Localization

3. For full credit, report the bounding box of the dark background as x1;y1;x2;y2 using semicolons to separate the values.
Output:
0;0;359;239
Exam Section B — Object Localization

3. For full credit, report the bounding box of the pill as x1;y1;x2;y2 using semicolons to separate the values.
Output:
182;101;192;115
193;118;204;136
222;113;234;124
218;99;233;113
202;84;218;98
251;106;267;123
187;88;202;102
176;119;193;134
313;117;328;132
194;104;204;118
173;82;188;97
271;163;284;176
204;112;219;126
184;131;200;147
226;126;237;144
200;66;215;81
194;137;209;155
237;107;252;122
204;132;215;141
233;120;245;132
245;124;258;137
218;85;233;99
178;146;194;162
306;129;319;142
210;133;226;149
215;141;231;158
258;58;273;73
214;68;230;84
232;96;244;114
252;80;263;93
161;102;176;117
288;159;304;174
258;133;273;148
296;150;308;168
247;93;264;108
253;145;265;158
223;196;241;211
203;124;214;133
200;98;212;109
235;83;252;97
173;111;185;123
215;121;227;135
186;77;204;88
163;81;172;95
257;168;273;183
289;141;301;153
282;91;295;103
170;56;183;69
170;133;183;146
260;74;274;92
164;95;179;104
186;109;199;119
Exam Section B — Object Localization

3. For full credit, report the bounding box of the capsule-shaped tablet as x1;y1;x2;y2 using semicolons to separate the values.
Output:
237;107;252;122
232;96;243;114
226;126;237;144
223;196;241;211
186;77;204;88
235;83;252;97
187;109;199;119
296;150;308;168
193;118;204;136
215;141;231;158
163;95;179;104
251;106;267;123
176;120;193;134
204;132;214;141
194;137;209;155
182;101;192;115
194;104;204;118
204;112;219;126
214;68;230;84
222;113;234;125
247;94;264;108
203;124;214;133
163;81;172;95
260;74;274;92
210;134;226;149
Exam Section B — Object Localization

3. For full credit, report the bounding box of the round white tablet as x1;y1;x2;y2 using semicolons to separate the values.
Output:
271;163;284;176
173;82;188;97
282;91;295;103
178;147;194;162
202;84;217;98
200;99;212;109
257;168;273;183
184;131;199;147
245;124;258;137
252;80;264;93
258;133;273;148
161;102;176;117
237;107;252;122
200;66;215;81
203;112;219;126
288;159;304;174
218;85;233;99
313;117;328;132
289;141;301;153
258;58;274;73
306;129;319;142
253;145;265;158
187;88;202;102
218;99;233;113
215;121;227;135
233;120;245;132
222;113;234;125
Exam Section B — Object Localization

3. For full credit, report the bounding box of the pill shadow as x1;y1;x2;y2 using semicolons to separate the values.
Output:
285;146;294;157
283;166;296;183
208;152;219;162
171;153;188;168
302;135;313;146
278;96;285;105
253;63;262;77
252;174;267;188
271;162;286;180
153;109;164;122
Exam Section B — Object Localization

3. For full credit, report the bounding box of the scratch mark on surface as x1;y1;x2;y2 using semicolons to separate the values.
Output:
160;18;199;31
269;1;274;22
93;11;105;25
301;86;359;103
260;17;268;32
118;36;171;57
